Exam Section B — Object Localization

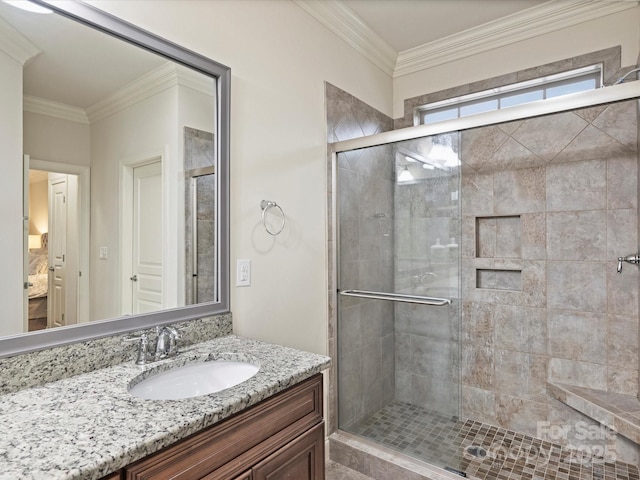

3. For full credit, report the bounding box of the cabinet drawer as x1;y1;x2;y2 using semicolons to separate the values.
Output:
125;374;322;480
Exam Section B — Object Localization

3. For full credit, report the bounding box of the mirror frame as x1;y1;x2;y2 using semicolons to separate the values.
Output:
0;0;230;357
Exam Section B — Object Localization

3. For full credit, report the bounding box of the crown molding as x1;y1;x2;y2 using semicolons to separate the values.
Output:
86;62;179;123
293;0;397;76
0;16;40;66
175;64;217;96
394;0;639;78
23;95;89;124
295;0;639;79
87;62;214;123
26;63;213;125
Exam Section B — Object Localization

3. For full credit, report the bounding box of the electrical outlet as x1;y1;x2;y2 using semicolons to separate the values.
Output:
99;246;108;259
236;259;251;286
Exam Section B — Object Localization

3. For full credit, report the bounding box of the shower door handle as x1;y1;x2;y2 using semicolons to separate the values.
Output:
339;289;451;306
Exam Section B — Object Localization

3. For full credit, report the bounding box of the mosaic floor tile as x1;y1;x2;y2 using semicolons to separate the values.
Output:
348;402;639;480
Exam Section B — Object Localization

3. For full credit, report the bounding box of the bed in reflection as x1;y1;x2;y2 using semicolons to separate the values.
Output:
28;233;48;331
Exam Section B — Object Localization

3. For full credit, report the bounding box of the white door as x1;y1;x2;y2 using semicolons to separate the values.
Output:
48;174;67;328
131;161;163;314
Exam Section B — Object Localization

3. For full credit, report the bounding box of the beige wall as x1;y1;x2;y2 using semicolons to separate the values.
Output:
28;178;47;236
24;112;90;167
393;7;640;119
87;0;393;355
90;87;179;320
0;49;25;336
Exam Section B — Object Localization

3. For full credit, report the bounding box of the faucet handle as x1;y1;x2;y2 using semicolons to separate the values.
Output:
617;253;640;273
164;326;181;356
124;333;150;365
155;326;181;359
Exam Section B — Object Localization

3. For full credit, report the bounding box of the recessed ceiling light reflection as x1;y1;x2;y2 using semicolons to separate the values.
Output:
3;0;53;14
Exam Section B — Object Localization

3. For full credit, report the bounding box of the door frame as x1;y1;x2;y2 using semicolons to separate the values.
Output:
29;159;90;326
119;147;171;315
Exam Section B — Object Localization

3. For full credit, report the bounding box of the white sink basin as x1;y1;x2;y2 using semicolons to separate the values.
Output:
128;360;260;400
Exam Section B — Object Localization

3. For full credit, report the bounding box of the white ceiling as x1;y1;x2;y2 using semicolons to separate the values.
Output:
342;0;548;52
0;0;164;110
0;0;633;110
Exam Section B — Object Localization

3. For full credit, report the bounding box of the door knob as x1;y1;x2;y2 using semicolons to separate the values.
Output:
48;266;54;272
130;275;138;282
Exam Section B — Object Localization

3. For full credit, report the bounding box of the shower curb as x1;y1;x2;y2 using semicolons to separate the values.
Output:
329;431;474;480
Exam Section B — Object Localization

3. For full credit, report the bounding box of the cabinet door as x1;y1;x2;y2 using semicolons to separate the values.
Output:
252;423;324;480
99;472;122;480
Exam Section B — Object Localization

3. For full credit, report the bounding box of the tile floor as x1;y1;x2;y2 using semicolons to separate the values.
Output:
337;401;640;480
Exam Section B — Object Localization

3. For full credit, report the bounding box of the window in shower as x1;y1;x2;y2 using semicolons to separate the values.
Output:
415;64;602;125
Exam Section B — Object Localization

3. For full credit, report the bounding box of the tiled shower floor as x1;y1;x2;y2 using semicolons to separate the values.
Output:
349;402;640;480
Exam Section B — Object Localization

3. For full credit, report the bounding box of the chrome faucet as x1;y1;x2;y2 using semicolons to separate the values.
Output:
154;326;181;360
125;325;181;365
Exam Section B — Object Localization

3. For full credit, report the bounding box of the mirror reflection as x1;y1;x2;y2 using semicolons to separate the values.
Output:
0;1;219;337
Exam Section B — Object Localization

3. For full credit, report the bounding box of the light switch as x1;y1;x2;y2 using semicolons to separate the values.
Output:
99;246;108;259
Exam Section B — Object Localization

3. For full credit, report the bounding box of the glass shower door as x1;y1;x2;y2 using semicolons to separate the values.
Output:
336;133;462;470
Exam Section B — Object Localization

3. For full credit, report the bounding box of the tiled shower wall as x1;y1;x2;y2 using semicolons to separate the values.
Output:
184;127;216;304
337;142;396;430
326;83;394;432
392;135;461;417
459;100;640;461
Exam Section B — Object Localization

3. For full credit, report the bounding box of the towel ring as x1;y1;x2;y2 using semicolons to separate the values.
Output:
260;200;286;236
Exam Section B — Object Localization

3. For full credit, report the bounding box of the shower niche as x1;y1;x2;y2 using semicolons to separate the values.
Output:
475;215;522;291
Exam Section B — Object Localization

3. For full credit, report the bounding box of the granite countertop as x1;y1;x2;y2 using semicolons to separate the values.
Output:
0;335;331;480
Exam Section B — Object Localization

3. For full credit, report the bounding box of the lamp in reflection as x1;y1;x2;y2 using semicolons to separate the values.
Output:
427;143;460;167
397;166;414;183
404;152;441;171
28;234;41;250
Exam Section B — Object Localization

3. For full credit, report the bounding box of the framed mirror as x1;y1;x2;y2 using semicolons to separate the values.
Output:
0;0;230;357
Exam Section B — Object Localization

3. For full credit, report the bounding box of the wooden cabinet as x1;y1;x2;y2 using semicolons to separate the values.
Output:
99;473;122;480
230;472;251;480
123;374;324;480
252;423;324;480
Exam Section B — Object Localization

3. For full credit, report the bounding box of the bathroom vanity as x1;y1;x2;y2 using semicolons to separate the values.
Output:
114;374;323;479
0;333;330;480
